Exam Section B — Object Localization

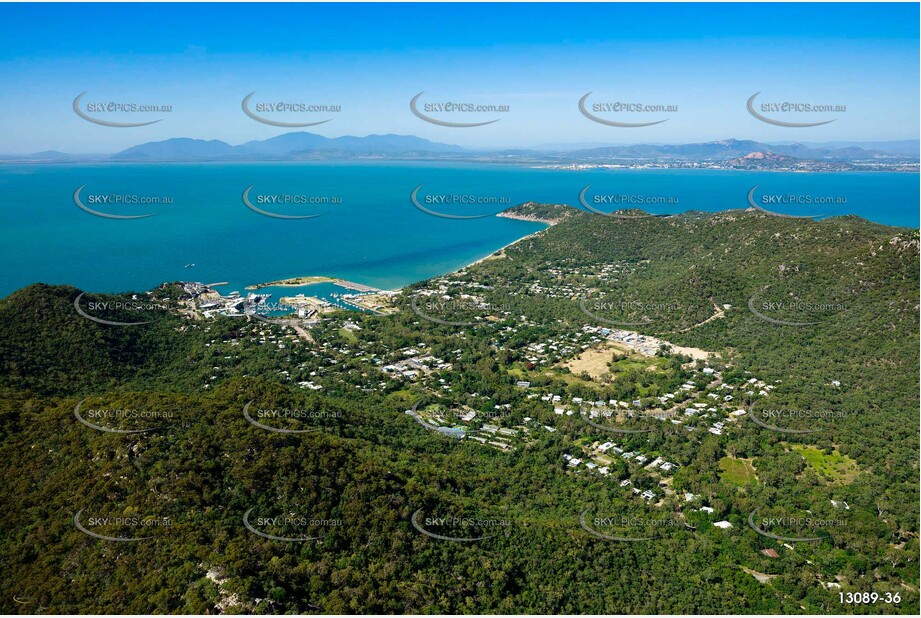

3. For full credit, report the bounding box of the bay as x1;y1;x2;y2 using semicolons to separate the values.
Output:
0;161;916;298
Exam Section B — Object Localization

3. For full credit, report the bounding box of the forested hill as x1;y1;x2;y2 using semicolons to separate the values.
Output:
0;207;918;614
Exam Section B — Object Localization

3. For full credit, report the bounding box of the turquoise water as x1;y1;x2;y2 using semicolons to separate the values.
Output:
0;162;917;298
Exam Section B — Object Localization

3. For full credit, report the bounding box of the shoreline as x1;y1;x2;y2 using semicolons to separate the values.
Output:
463;219;554;270
243;213;558;297
396;214;557;291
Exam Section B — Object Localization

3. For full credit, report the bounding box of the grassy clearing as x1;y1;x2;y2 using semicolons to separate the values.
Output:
338;328;358;344
719;456;758;486
790;444;860;484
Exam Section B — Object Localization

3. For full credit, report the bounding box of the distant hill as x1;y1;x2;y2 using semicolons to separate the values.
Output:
0;150;101;163
28;150;72;159
113;132;467;161
771;139;920;157
114;138;236;160
722;151;849;170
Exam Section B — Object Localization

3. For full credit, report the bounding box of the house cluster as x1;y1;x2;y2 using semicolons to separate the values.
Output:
512;259;634;302
553;324;679;358
682;376;775;434
491;317;782;438
512;329;597;366
595;442;680;474
615;477;657;502
467;421;524;451
584;325;666;356
185;320;321;391
511;325;665;369
562;440;680;503
536;363;773;440
380;346;453;380
545;260;626;283
580;364;778;436
564;452;609;473
540;393;631;417
410;279;511;323
411;401;529;452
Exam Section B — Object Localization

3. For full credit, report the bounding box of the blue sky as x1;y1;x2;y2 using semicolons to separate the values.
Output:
0;2;918;153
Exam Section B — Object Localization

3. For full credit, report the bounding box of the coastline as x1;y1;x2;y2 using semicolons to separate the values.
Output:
431;214;557;279
244;211;559;297
463;230;540;270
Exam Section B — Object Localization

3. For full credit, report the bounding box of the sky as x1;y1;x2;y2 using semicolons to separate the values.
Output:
0;2;918;153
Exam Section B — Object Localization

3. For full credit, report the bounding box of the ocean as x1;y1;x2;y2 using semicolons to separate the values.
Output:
0;161;917;299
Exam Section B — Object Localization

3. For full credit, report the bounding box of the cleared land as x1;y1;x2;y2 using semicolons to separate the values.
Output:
560;341;665;381
338;328;358;344
719;456;758;486
790;444;860;484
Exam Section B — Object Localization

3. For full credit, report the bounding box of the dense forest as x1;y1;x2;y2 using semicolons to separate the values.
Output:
0;206;918;614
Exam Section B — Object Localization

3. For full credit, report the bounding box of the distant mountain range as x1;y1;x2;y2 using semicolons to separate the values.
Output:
111;133;466;161
559;138;911;161
770;139;921;156
3;134;917;163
